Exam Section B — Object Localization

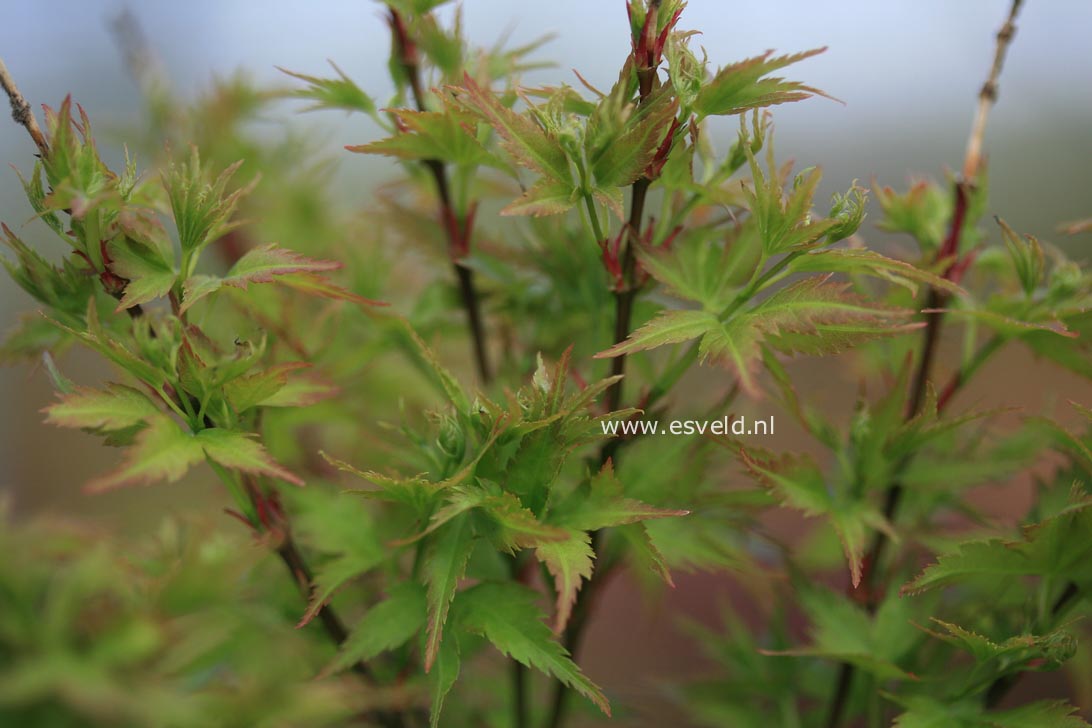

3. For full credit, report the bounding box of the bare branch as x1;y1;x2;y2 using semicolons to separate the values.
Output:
962;0;1024;182
0;56;50;158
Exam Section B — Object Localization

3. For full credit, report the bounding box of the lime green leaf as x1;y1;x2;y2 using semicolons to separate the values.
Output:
599;277;915;395
894;697;1090;728
181;243;341;312
260;373;339;407
424;515;475;672
762;585;916;681
745;138;839;254
43;384;160;431
326;582;427;674
755;275;919;356
455;581;609;715
223;362;304;412
164;149;250;256
922;619;1076;672
933;307;1075;339
591;89;678;188
349;108;493;167
636;225;762;312
874;179;951;251
107;237;176;311
903;501;1092;595
278;61;377;116
458;73;571;183
693;48;829;119
786;248;965;297
500;178;578;217
86;416;205;493
221;362;333;412
429;629;460;728
595;309;716;359
998;218;1045;296
179;275;222;312
536;531;594;633
279;273;386;307
984;701;1091;728
478;490;570;550
195;428;304;486
560;461;690;532
47;309;167;388
741;449;891;586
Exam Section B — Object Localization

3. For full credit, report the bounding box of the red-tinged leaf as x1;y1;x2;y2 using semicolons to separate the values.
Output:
573;497;691;530
536;530;594;633
593;186;625;220
695;315;765;396
500;178;578;217
754;275;918;356
787;248;967;298
693;48;832;119
43;383;160;431
180;243;344;312
348;107;494;167
563;461;690;531
85;416;206;493
457;73;572;183
924;307;1077;339
195;428;304;486
228;243;340;283
279;273;388;307
595;309;715;359
591;91;679;188
261;373;339;407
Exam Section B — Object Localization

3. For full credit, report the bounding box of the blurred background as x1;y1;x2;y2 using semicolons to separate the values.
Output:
2;1;1091;724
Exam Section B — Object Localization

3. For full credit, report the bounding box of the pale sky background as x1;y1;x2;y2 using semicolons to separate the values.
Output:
1;0;1090;501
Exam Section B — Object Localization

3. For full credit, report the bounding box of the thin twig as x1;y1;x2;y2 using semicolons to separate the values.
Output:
0;56;50;157
823;3;1024;726
962;0;1024;183
547;12;666;725
389;8;492;383
241;476;405;728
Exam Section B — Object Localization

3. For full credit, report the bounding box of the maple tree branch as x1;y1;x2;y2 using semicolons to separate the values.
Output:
240;476;405;728
824;3;1024;726
963;0;1023;183
0;56;50;158
390;8;492;384
548;26;665;728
